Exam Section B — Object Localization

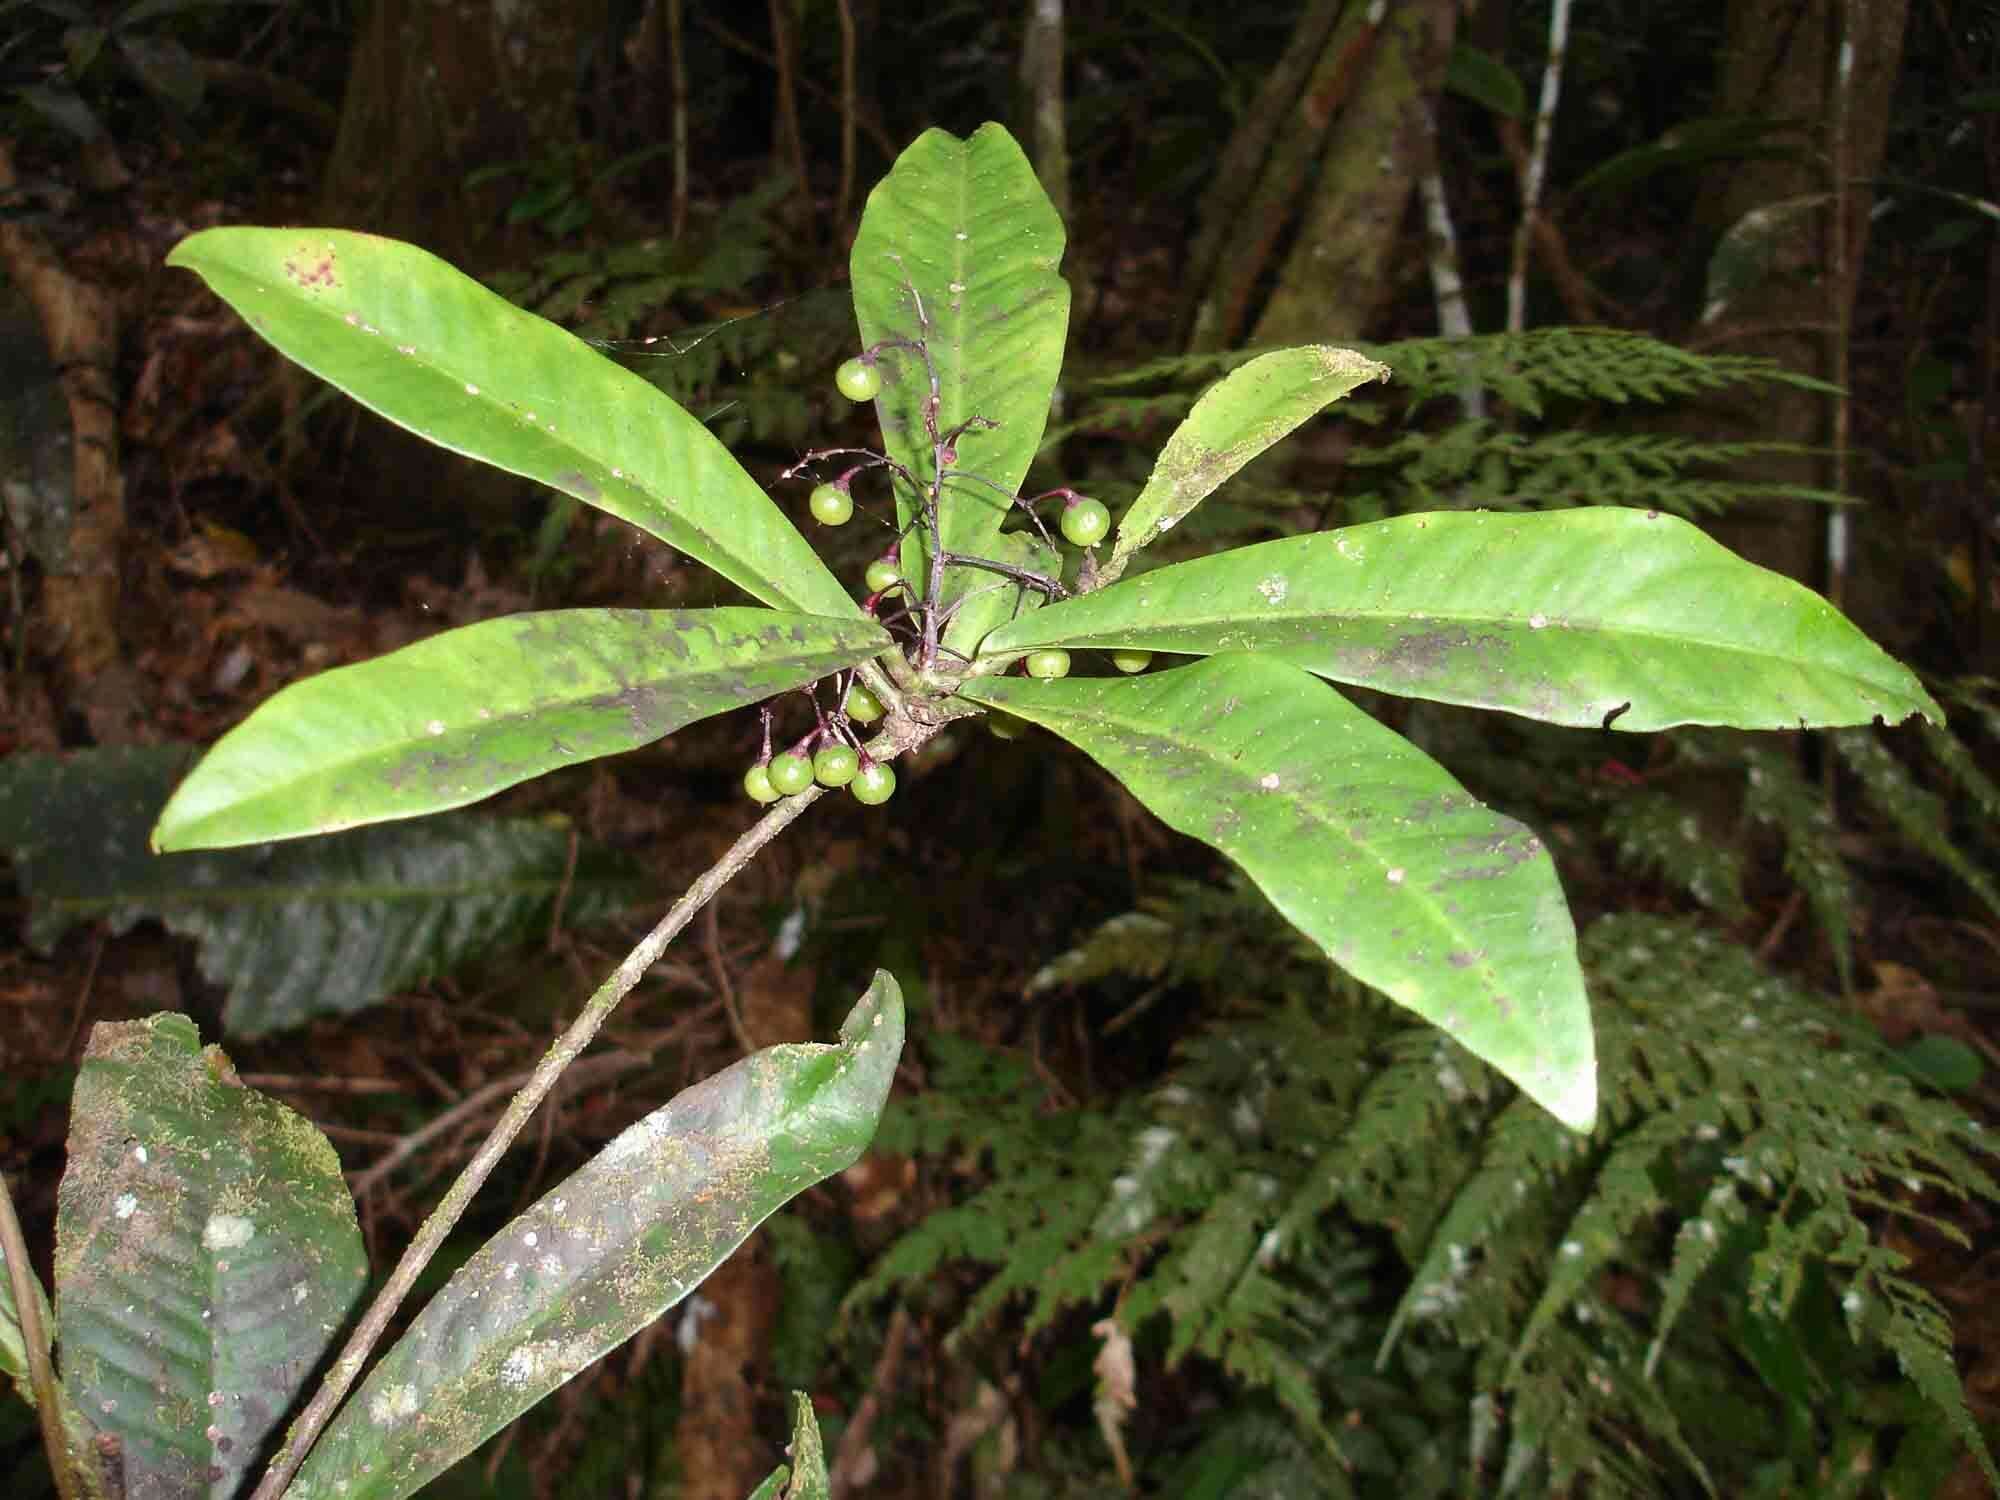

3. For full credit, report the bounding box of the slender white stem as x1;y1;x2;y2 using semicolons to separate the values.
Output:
1418;105;1484;422
1508;0;1572;333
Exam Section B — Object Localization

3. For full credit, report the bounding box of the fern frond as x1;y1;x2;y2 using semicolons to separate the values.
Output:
1733;738;1856;985
1602;787;1747;916
1860;1271;2000;1493
1834;726;2000;918
1027;910;1175;993
1363;328;1839;415
1920;712;2000;826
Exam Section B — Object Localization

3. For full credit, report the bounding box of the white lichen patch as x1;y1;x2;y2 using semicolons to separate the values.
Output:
203;1214;255;1251
368;1383;419;1424
601;1109;673;1164
1256;575;1289;606
1258;772;1282;791
1528;613;1548;630
114;1193;138;1220
500;1337;592;1390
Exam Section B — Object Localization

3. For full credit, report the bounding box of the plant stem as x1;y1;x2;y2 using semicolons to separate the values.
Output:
247;782;838;1500
0;1172;81;1500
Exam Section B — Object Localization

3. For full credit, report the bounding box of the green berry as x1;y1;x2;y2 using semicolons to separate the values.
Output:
1025;648;1072;680
843;684;885;723
809;483;854;526
986;711;1025;740
1110;649;1153;674
864;558;902;593
743;764;781;803
850;762;896;805
813;744;860;787
835;357;882;402
767;751;814;796
1060;497;1111;547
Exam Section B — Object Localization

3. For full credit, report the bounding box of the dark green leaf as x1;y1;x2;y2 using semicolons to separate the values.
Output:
153;608;890;848
16;81;103;141
55;1014;367;1498
288;975;903;1500
1445;42;1525;119
114;31;202;113
981;510;1940;732
1895;1035;1983;1094
1573;115;1808;197
960;656;1594;1130
165;229;860;620
0;745;642;1037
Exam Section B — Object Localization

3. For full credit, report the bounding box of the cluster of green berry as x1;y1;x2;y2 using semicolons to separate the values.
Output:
741;348;1156;808
813;357;1111;546
742;684;893;806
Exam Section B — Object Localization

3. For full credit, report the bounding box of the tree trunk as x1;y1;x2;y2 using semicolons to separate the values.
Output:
1017;0;1069;228
1182;0;1455;350
0;142;144;743
1694;0;1908;590
313;0;608;531
319;0;606;265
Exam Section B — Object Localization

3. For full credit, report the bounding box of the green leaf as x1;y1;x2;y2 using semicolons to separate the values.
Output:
1103;345;1387;586
165;228;859;620
960;656;1594;1131
1446;41;1526;119
981;509;1941;732
288;974;904;1500
756;1392;830;1499
0;1231;52;1408
1703;195;1829;324
1573;115;1808;198
0;744;644;1037
850;124;1069;617
152;607;891;848
1894;1035;1984;1093
54;1014;367;1498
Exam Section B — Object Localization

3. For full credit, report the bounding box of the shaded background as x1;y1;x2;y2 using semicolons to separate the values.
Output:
2;1;1998;1495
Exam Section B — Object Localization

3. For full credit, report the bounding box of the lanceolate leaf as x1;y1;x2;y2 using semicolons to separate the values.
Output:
55;1015;367;1499
850;124;1069;616
167;228;860;620
982;509;1941;732
961;657;1594;1130
153;608;891;849
287;975;904;1500
1103;345;1388;585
